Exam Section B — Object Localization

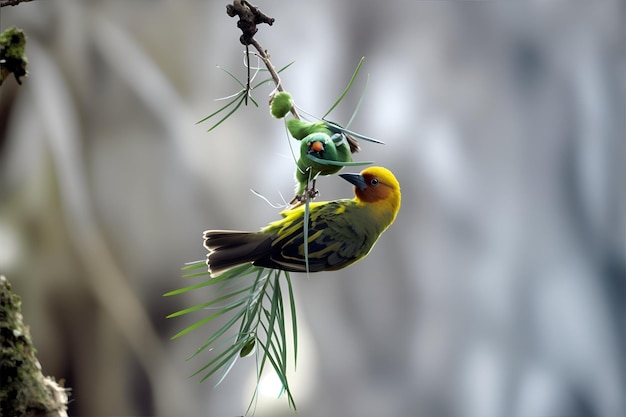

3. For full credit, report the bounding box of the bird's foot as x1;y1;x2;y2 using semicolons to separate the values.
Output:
289;186;319;207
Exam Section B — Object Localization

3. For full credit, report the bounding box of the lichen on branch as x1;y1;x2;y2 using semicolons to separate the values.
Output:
0;275;69;417
0;26;28;85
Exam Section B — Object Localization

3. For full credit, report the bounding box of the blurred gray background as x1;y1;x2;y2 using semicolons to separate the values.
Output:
1;1;624;416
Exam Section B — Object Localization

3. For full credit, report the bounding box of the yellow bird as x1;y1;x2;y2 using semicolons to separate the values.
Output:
204;166;401;276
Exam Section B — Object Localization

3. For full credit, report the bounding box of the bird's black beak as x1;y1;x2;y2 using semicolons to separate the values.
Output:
339;173;367;190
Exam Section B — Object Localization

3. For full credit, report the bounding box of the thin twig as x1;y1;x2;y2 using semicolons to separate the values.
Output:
245;44;250;105
248;38;300;119
227;0;300;119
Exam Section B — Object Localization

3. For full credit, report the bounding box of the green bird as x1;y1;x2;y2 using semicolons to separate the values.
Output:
287;118;382;203
293;132;354;202
287;118;382;153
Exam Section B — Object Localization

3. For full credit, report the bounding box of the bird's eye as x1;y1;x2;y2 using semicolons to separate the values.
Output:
370;178;379;186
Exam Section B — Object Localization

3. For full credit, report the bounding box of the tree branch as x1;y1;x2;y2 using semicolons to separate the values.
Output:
0;0;36;7
0;275;70;417
226;0;300;119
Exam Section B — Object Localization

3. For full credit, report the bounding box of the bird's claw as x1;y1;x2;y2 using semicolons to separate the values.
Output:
289;184;319;207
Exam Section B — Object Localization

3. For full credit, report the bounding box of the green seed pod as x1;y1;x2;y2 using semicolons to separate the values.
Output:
239;338;256;358
270;91;293;119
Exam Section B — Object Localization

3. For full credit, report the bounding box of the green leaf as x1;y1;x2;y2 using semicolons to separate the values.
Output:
194;341;243;382
166;285;252;318
346;73;369;128
214;350;241;386
217;65;248;89
163;279;212;297
170;301;245;340
164;264;255;296
190;307;249;359
167;262;299;410
197;61;294;133
206;93;248;132
272;273;288;375
256;337;296;409
322;56;365;119
196;92;244;125
324;120;384;145
284;272;298;367
303;171;313;274
181;260;206;271
306;154;374;167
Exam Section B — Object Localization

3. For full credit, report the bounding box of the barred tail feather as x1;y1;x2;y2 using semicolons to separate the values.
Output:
203;230;272;276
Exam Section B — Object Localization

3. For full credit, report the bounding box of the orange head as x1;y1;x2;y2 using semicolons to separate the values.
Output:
339;166;401;225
